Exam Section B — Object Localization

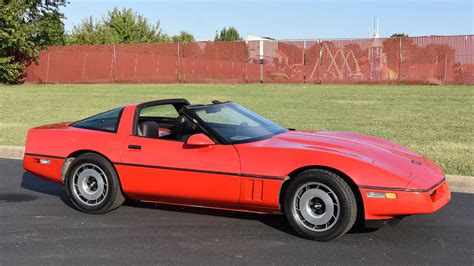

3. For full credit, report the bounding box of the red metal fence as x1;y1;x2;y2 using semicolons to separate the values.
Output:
25;35;474;84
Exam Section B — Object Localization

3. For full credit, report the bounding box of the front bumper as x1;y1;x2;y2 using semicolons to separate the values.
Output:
360;179;451;220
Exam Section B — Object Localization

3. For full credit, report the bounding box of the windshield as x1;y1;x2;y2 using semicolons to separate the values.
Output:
188;103;287;144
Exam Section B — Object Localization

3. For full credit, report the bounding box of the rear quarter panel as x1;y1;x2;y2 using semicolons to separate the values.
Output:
23;125;125;183
23;105;136;183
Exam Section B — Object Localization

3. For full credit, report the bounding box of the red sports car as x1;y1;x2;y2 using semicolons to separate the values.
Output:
23;99;451;241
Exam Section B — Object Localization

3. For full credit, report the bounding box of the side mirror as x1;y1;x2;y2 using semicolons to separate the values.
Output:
186;133;216;146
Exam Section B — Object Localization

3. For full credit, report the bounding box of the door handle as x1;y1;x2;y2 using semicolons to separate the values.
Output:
128;144;142;150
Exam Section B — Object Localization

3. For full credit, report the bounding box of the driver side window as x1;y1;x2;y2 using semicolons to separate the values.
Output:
137;104;180;140
137;104;201;142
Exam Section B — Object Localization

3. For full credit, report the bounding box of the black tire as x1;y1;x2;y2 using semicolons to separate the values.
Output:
283;169;357;241
65;153;125;214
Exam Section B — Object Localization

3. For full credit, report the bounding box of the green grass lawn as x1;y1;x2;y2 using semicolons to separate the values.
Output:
1;83;472;176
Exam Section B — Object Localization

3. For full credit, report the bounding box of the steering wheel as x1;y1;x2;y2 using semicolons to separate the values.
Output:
235;122;248;136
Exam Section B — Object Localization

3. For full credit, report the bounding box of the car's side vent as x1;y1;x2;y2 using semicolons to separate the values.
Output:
241;178;263;202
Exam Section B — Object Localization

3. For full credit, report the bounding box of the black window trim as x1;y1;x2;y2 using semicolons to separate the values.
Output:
70;107;125;134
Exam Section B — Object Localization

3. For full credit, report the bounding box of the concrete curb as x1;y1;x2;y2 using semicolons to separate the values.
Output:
0;145;25;160
0;145;473;193
445;175;474;194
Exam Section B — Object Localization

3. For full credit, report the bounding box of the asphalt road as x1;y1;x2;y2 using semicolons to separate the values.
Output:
0;158;472;265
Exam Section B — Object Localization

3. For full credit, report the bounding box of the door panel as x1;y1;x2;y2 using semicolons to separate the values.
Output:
117;136;241;205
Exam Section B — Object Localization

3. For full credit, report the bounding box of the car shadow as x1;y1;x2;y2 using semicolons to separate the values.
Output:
20;171;75;208
20;171;299;235
123;199;298;236
20;171;373;237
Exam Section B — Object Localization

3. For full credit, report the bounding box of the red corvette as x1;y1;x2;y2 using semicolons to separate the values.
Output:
23;99;450;241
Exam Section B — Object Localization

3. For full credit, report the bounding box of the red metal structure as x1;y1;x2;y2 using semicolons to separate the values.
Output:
25;35;473;85
23;99;451;241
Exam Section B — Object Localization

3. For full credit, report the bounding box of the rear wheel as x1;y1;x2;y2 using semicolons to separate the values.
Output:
284;169;357;241
65;153;125;214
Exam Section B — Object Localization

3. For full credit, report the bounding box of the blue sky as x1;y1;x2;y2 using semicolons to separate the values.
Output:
62;0;473;40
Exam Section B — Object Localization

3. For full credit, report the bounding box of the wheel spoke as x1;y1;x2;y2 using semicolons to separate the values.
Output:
293;181;340;232
72;163;109;207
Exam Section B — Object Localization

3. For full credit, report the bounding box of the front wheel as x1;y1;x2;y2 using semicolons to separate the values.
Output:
65;153;125;214
283;169;357;241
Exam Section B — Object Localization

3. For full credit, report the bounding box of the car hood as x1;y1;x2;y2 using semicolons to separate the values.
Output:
270;130;442;180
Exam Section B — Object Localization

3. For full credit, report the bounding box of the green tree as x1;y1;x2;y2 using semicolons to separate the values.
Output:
391;33;409;38
35;11;66;46
171;31;195;42
66;17;114;45
0;0;67;83
68;8;169;45
214;27;242;41
0;1;28;83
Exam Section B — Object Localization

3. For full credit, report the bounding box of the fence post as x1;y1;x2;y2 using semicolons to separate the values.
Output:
112;44;117;83
441;45;446;84
207;41;210;83
245;41;248;83
303;40;307;84
134;53;138;82
182;43;185;83
177;42;180;83
81;53;87;82
57;48;61;84
45;50;50;83
398;37;402;84
260;40;264;83
319;39;323;84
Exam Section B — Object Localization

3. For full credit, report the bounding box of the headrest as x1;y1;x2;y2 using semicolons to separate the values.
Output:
138;121;159;138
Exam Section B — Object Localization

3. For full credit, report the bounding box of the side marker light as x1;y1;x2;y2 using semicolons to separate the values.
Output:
366;191;397;199
34;158;51;165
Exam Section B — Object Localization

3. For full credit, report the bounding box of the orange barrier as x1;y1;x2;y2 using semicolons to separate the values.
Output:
25;35;473;84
